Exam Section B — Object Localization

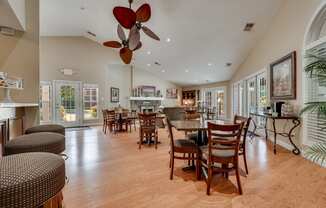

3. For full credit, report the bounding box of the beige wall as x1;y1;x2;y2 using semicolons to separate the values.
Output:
40;36;181;123
0;0;39;103
230;0;323;148
183;81;231;118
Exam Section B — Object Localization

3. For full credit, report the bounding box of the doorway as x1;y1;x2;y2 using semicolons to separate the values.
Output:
53;80;82;127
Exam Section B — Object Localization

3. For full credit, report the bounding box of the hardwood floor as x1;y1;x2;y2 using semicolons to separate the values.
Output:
63;127;326;208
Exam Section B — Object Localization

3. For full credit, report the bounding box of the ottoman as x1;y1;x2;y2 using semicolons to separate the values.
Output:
0;152;65;208
25;124;65;136
4;132;65;156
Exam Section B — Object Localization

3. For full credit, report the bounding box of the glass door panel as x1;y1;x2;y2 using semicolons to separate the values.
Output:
40;82;52;124
247;77;257;115
54;81;82;127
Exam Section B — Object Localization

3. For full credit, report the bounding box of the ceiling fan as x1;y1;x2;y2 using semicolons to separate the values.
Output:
103;0;160;64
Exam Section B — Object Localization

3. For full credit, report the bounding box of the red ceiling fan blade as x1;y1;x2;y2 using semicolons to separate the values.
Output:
142;26;160;41
133;41;142;51
120;47;133;64
136;4;151;22
117;24;126;41
113;7;136;29
103;41;122;48
128;26;140;50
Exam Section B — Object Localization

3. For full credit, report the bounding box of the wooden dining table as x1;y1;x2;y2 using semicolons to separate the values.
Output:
170;119;232;146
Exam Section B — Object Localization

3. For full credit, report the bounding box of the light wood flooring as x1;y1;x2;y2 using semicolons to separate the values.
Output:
63;127;326;208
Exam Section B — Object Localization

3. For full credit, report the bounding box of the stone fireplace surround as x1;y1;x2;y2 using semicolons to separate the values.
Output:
130;100;161;113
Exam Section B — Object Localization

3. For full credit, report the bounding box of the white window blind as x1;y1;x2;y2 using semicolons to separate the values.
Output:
305;42;326;144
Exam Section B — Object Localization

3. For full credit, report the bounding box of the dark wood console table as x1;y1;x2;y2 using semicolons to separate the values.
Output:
250;112;301;155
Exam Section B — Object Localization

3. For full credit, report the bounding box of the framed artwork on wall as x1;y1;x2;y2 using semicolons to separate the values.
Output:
111;87;120;103
166;88;178;99
270;51;297;100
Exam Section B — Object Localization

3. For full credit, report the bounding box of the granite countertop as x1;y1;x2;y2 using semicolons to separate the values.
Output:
0;103;39;108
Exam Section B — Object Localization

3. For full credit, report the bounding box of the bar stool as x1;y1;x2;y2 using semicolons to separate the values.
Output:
25;124;65;136
0;152;66;208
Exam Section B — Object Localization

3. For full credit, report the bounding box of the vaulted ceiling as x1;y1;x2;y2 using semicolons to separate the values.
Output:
40;0;284;86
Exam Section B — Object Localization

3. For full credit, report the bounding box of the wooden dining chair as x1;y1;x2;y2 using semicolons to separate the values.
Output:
200;122;244;195
106;110;117;134
233;115;252;175
102;110;108;133
166;118;200;180
138;113;158;149
122;109;132;132
129;110;137;131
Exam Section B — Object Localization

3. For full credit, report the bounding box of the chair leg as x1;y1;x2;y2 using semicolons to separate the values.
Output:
235;164;243;195
170;152;174;180
243;150;249;175
206;165;212;195
196;154;201;180
139;130;142;149
191;153;195;166
155;132;158;149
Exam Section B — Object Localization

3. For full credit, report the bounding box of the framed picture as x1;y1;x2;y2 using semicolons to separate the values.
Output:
166;88;178;99
270;51;297;100
110;87;119;103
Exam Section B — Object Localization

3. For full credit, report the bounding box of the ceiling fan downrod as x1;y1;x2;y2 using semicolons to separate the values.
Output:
128;0;133;8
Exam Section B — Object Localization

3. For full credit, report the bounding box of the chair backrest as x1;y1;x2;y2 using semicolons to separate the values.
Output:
122;109;129;117
166;118;175;149
207;122;244;159
233;115;251;143
138;113;157;128
107;110;116;120
102;109;107;119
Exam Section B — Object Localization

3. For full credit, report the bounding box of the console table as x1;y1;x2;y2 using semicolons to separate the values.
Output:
250;112;301;155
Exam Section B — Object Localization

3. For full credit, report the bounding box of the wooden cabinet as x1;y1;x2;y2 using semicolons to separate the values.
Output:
182;90;199;106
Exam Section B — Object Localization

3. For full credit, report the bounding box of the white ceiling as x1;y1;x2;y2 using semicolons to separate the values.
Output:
40;0;284;86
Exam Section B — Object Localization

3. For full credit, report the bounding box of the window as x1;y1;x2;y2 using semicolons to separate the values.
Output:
217;89;225;117
83;84;99;120
304;42;326;145
40;82;52;123
202;87;227;118
232;71;267;117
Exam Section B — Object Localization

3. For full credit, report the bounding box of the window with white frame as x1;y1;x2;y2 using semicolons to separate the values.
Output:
202;87;227;118
232;71;267;117
83;84;99;120
304;42;326;144
40;82;52;123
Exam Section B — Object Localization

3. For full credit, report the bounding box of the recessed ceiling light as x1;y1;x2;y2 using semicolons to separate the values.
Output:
147;51;151;55
166;38;171;43
208;63;213;66
161;70;166;73
147;63;151;67
185;69;189;73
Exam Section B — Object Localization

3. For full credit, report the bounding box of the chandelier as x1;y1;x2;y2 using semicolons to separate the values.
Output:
103;0;160;64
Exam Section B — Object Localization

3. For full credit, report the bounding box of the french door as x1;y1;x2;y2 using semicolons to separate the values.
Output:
53;80;82;127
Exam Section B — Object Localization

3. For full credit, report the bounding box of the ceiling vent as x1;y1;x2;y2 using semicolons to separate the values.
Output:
244;23;255;32
87;31;96;37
